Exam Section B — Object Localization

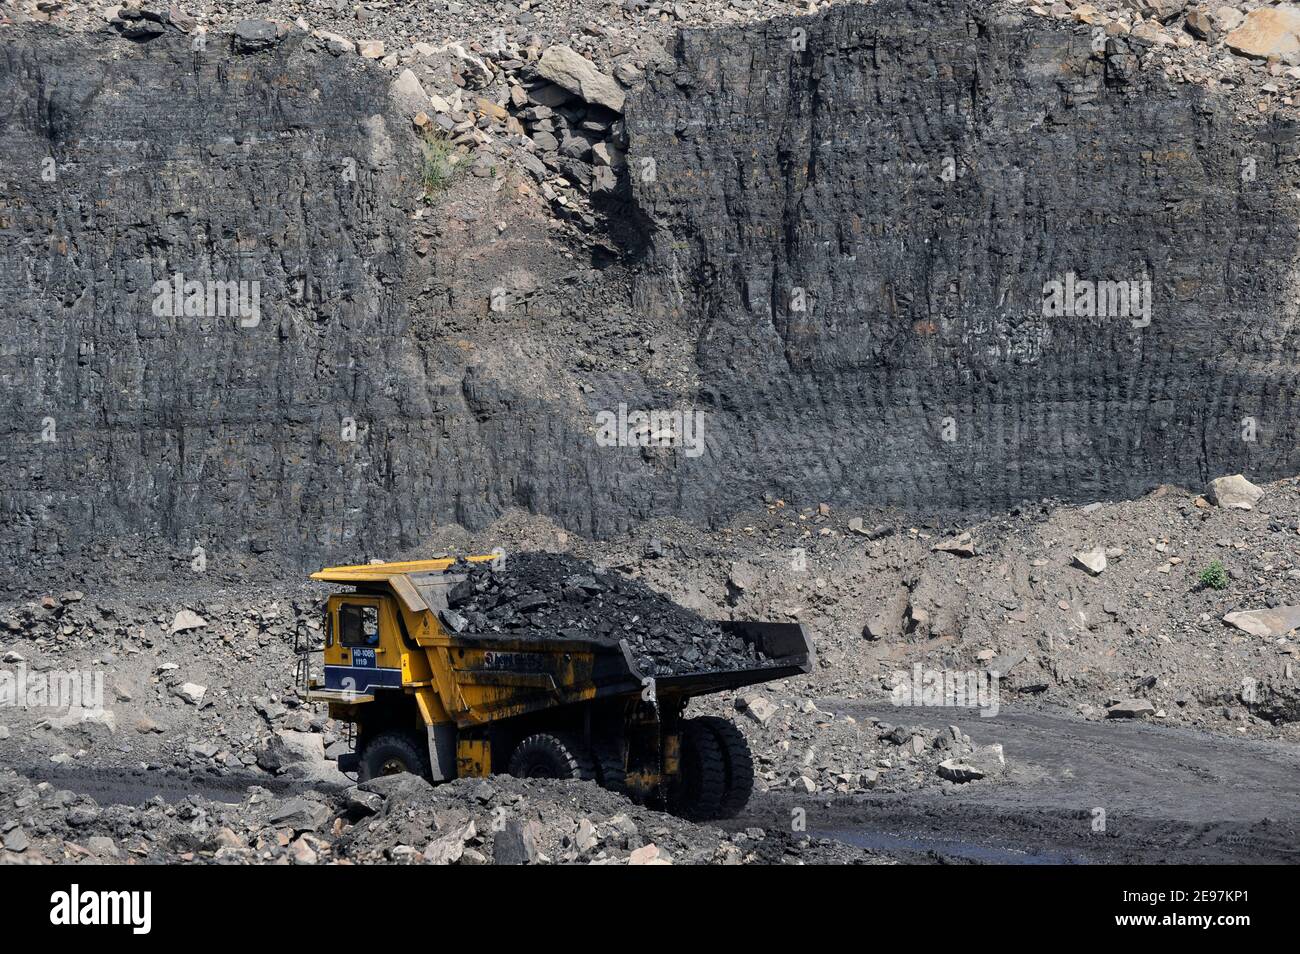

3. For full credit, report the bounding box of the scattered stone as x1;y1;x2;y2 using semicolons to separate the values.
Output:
169;609;207;634
1072;548;1107;576
736;693;778;725
1214;5;1245;32
629;842;668;864
1222;606;1300;638
269;797;331;833
937;759;985;783
390;68;430;118
1125;0;1187;23
289;837;318;865
232;18;280;53
933;532;977;557
1185;9;1215;40
86;835;120;858
494;818;538;865
1106;699;1157;719
175;682;207;705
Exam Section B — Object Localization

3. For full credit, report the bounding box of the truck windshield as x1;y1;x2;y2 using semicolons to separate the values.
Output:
340;604;380;647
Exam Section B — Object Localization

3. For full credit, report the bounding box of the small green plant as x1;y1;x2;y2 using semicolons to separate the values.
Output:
419;129;460;198
1199;560;1228;591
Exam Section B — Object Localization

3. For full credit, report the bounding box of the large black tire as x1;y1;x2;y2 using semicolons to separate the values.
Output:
672;718;727;821
592;736;628;795
357;729;431;782
507;732;598;781
696;716;755;818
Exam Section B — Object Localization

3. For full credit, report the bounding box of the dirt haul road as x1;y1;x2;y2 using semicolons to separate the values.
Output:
15;702;1297;864
734;704;1300;864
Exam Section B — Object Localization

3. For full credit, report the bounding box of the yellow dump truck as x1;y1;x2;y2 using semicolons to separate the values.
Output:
297;556;814;819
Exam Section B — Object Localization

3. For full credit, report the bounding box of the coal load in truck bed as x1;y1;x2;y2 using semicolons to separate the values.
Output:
442;551;772;677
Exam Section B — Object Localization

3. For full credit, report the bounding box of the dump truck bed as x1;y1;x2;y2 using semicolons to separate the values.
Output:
441;619;814;725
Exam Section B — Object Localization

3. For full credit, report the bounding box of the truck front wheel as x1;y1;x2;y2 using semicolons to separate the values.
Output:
357;729;431;782
507;732;597;781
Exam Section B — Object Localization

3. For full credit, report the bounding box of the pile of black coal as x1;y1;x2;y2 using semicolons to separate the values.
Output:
441;552;772;677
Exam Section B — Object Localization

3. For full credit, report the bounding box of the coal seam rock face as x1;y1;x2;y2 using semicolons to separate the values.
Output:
6;2;1300;582
627;0;1300;512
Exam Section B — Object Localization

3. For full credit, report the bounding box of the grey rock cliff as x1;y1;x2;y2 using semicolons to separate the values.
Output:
628;0;1300;514
4;2;1300;581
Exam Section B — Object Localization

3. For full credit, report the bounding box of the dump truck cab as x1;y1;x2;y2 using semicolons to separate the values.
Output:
300;556;815;820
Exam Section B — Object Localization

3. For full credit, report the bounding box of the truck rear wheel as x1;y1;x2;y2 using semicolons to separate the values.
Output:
507;732;598;781
592;736;628;795
672;719;727;821
696;716;755;818
358;729;431;782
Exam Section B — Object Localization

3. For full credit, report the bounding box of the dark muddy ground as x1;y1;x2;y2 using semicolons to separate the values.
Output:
20;765;320;806
732;704;1300;864
19;704;1297;863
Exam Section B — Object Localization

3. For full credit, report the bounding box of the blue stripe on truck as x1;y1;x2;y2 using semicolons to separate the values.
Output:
323;665;403;693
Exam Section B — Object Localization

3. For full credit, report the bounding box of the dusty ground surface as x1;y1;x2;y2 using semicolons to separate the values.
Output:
2;473;1298;863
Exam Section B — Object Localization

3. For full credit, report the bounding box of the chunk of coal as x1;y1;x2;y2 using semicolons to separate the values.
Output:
445;551;773;676
438;608;468;633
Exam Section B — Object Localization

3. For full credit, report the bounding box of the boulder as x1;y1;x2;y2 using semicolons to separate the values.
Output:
360;772;431;801
342;787;383;818
1225;7;1300;63
537;46;625;113
1208;474;1264;510
1130;21;1178;45
444;43;493;88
